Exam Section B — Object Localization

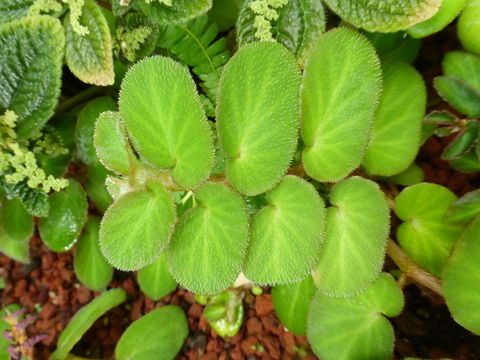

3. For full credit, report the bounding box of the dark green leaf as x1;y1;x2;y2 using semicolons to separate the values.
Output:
1;180;49;217
446;189;480;225
138;0;212;24
84;163;113;212
434;76;480;117
1;197;33;242
137;253;177;300
442;120;479;160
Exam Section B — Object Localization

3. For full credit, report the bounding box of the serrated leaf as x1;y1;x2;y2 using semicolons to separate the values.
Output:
271;276;316;335
64;0;114;86
389;163;425;186
167;183;249;294
94;111;132;176
443;216;480;334
84;163;113;212
457;0;480;55
408;0;465;38
446;189;480;225
51;289;126;360
301;28;382;182
115;306;188;360
450;150;480;172
74;216;113;291
314;176;390;297
138;0;212;24
1;197;33;242
434;76;480;117
243;176;325;285
76;97;117;166
100;180;176;271
217;42;300;195
0;225;29;263
0;15;64;139
363;61;426;176
39;180;88;252
137;253;177;301
442;120;479;160
0;0;35;23
1;180;49;217
442;50;480;91
324;0;441;32
394;183;462;276
236;0;326;62
308;273;404;360
119;56;214;189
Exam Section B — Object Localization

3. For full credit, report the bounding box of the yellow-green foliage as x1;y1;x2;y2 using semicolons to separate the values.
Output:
249;0;289;41
0;110;68;193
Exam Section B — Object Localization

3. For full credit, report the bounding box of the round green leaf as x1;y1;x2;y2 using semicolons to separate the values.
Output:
51;289;126;360
76;97;117;166
84;163;113;212
217;42;301;195
308;273;404;360
457;0;480;55
167;183;249;294
408;0;465;38
0;225;29;263
39;180;88;252
443;216;480;334
442;50;480;91
64;0;114;85
243;175;325;284
236;0;326;62
364;31;422;64
119;56;214;189
1;197;33;242
74;216;113;292
100;180;176;271
137;253;177;301
363;61;426;176
301;28;382;182
138;0;212;24
115;306;188;360
94;111;132;176
389;162;425;186
0;15;64;139
394;183;463;276
314;176;390;296
272;276;316;335
324;0;441;32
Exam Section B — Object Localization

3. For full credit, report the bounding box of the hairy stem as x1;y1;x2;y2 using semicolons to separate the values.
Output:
56;86;104;114
387;239;443;297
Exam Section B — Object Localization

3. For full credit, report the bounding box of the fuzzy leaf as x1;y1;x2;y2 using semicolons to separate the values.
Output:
51;289;126;360
442;50;480;91
115;306;188;360
138;0;212;24
272;276;316;335
39;180;88;252
76;97;117;166
443;216;480;334
1;197;33;242
446;189;480;225
64;0;114;86
74;216;113;291
243;176;325;284
408;0;465;38
389;163;425;186
137;253;177;301
314;176;390;297
119;56;214;189
94;111;131;176
167;183;249;294
394;183;462;276
217;42;301;195
457;0;480;55
100;180;176;271
324;0;441;32
0;15;64;139
0;0;35;22
236;0;326;62
301;28;382;182
308;273;404;360
0;225;29;263
434;76;480;117
363;61;426;176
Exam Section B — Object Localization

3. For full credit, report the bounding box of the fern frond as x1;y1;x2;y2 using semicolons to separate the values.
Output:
157;15;230;105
